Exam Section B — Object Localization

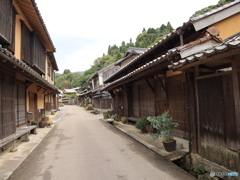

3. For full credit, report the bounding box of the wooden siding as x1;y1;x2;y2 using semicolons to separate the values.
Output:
15;81;26;127
132;84;139;117
32;33;46;72
197;74;237;171
155;77;167;116
131;79;155;118
21;21;31;64
0;0;13;45
167;73;188;138
0;71;15;139
93;98;112;109
198;74;236;149
113;90;123;115
139;80;155;117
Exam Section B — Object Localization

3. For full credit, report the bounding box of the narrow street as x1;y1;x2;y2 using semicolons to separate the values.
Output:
8;106;195;180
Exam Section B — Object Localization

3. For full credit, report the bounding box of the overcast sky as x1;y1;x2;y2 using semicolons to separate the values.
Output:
35;0;219;74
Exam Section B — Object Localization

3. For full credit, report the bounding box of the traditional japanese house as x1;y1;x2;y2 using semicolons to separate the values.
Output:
0;0;58;150
103;27;222;139
168;1;240;172
79;47;147;109
104;0;240;172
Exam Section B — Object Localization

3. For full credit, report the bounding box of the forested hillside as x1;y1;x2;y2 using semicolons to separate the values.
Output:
55;0;234;91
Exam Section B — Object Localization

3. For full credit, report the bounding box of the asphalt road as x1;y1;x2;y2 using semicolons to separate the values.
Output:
8;106;195;180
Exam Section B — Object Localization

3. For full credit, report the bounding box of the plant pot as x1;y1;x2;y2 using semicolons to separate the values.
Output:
146;125;154;134
162;139;176;152
140;127;147;133
122;121;127;124
39;121;47;128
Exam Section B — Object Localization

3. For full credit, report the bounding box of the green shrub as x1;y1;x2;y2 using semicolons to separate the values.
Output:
195;166;206;175
121;117;127;122
30;121;38;126
135;118;150;130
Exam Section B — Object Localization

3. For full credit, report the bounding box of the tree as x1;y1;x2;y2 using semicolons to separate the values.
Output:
166;22;174;32
63;69;71;74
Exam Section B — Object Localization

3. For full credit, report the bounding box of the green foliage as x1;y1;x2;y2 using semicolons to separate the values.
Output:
63;69;71;74
111;114;120;120
51;111;55;115
55;72;81;89
147;111;178;142
195;166;206;175
66;93;76;99
135;22;174;48
135;118;151;130
103;111;113;119
30;121;38;126
191;0;234;18
121;117;127;122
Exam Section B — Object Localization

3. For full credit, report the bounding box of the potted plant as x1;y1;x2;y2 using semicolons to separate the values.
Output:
39;114;48;128
135;118;150;133
147;110;179;152
111;114;120;121
103;112;110;119
121;117;127;124
86;104;93;110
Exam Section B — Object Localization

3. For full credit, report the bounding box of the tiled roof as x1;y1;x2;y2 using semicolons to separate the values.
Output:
0;44;58;91
190;0;240;22
168;34;240;69
126;47;148;54
102;53;171;90
103;21;193;83
103;1;240;89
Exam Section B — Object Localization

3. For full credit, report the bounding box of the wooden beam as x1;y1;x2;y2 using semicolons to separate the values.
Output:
43;89;47;94
155;75;166;93
196;71;231;80
173;48;240;71
145;78;155;94
37;86;42;92
231;59;240;173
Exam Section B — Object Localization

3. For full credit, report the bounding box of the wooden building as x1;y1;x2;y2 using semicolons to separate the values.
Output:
79;47;147;109
103;1;240;172
0;0;58;150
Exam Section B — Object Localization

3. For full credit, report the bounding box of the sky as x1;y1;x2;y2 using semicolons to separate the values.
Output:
35;0;220;74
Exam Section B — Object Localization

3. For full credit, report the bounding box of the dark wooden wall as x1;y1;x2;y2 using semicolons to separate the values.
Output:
0;70;15;140
197;74;237;171
167;73;188;139
155;76;167;115
113;90;124;116
130;79;155;118
21;21;31;64
198;74;236;149
0;0;14;46
93;98;112;109
32;33;46;72
15;80;26;127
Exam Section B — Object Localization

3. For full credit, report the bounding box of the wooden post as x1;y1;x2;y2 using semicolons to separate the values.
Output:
231;60;240;173
123;85;129;117
194;66;200;153
186;71;197;153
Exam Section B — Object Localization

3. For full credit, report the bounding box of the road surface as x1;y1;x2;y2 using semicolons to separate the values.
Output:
8;106;195;180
